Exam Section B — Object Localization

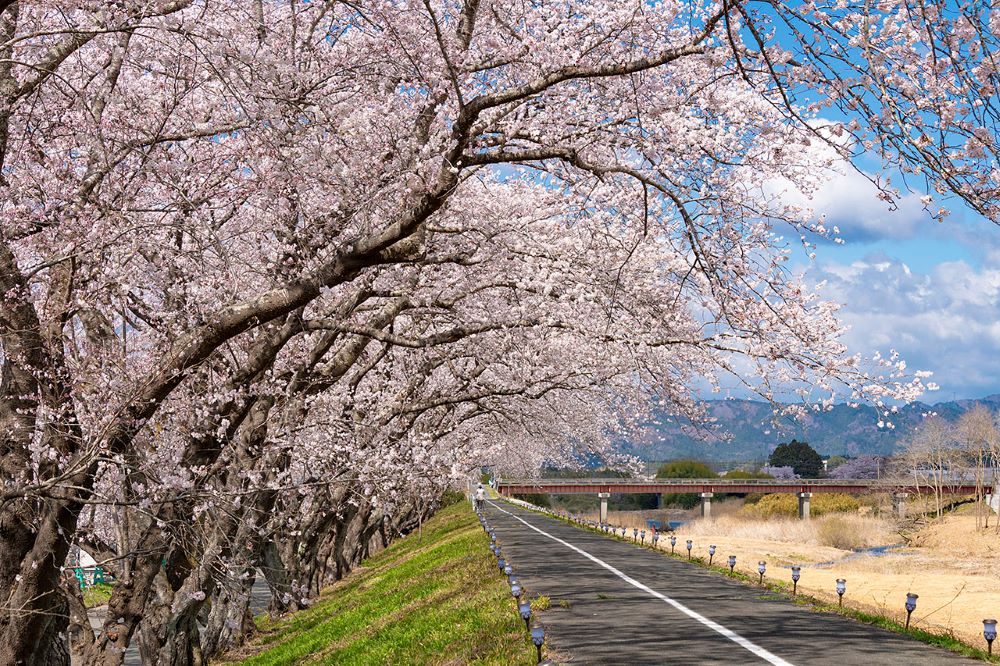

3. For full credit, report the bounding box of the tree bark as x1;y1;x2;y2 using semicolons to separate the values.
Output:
201;579;256;659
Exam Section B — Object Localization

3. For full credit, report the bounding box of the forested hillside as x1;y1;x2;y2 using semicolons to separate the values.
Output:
623;395;1000;461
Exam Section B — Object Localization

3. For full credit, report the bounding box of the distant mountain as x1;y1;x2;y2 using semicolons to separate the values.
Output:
620;394;1000;463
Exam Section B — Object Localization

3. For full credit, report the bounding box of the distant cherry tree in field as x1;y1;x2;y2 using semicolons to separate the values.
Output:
759;465;799;480
828;456;887;480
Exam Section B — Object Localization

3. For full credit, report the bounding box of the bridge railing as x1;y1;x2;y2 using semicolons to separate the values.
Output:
495;477;981;494
497;478;900;487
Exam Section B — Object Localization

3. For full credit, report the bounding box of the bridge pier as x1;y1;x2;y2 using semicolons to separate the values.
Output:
657;493;664;509
892;492;908;519
798;492;812;520
598;492;610;524
700;492;713;519
988;484;1000;516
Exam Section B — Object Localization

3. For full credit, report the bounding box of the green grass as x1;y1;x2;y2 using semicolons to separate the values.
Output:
217;503;536;666
82;582;113;608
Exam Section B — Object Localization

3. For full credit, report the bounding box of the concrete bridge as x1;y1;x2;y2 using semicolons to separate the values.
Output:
496;478;981;522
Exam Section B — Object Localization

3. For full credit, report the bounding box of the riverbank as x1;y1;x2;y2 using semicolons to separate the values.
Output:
216;502;536;665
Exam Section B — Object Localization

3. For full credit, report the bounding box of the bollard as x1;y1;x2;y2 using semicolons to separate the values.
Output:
531;623;546;664
905;593;918;629
519;599;532;632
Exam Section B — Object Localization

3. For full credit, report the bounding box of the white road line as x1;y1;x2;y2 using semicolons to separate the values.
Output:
487;501;795;666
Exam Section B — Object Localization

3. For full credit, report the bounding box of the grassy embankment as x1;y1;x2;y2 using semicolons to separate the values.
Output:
217;501;537;666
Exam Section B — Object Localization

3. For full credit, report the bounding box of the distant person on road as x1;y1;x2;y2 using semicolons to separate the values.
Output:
475;484;486;511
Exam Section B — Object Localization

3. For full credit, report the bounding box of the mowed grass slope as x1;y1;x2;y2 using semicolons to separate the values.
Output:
219;502;536;666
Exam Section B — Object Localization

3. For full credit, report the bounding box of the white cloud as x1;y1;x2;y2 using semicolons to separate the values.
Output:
763;132;934;242
799;167;930;241
811;255;1000;399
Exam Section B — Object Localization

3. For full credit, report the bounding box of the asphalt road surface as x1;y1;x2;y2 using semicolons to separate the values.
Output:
484;500;973;666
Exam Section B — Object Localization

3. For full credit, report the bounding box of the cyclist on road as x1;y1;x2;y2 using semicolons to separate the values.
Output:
475;484;486;511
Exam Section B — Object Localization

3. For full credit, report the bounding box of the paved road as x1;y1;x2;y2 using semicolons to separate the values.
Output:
485;501;972;666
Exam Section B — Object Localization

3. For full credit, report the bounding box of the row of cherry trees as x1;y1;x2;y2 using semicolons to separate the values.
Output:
1;1;997;664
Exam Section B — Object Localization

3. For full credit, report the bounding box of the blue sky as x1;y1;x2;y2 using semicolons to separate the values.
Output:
502;155;1000;403
784;162;1000;403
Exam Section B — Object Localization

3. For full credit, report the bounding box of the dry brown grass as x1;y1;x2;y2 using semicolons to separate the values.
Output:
685;514;819;542
909;511;1000;557
599;507;895;549
816;516;864;550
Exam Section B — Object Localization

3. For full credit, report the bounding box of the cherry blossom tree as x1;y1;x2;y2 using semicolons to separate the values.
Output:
759;465;798;480
828;455;887;479
2;1;998;663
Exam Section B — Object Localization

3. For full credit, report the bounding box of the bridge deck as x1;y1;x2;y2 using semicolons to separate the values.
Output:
497;478;980;495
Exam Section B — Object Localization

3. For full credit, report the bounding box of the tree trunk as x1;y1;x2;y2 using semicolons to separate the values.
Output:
259;539;298;615
132;542;222;663
0;501;79;665
202;581;256;659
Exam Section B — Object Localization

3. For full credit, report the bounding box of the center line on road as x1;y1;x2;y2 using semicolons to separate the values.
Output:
488;501;795;666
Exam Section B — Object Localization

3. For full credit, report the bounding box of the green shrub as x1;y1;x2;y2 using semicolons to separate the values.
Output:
722;470;774;480
656;460;715;478
513;493;551;508
656;460;715;508
439;490;466;507
659;492;701;509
